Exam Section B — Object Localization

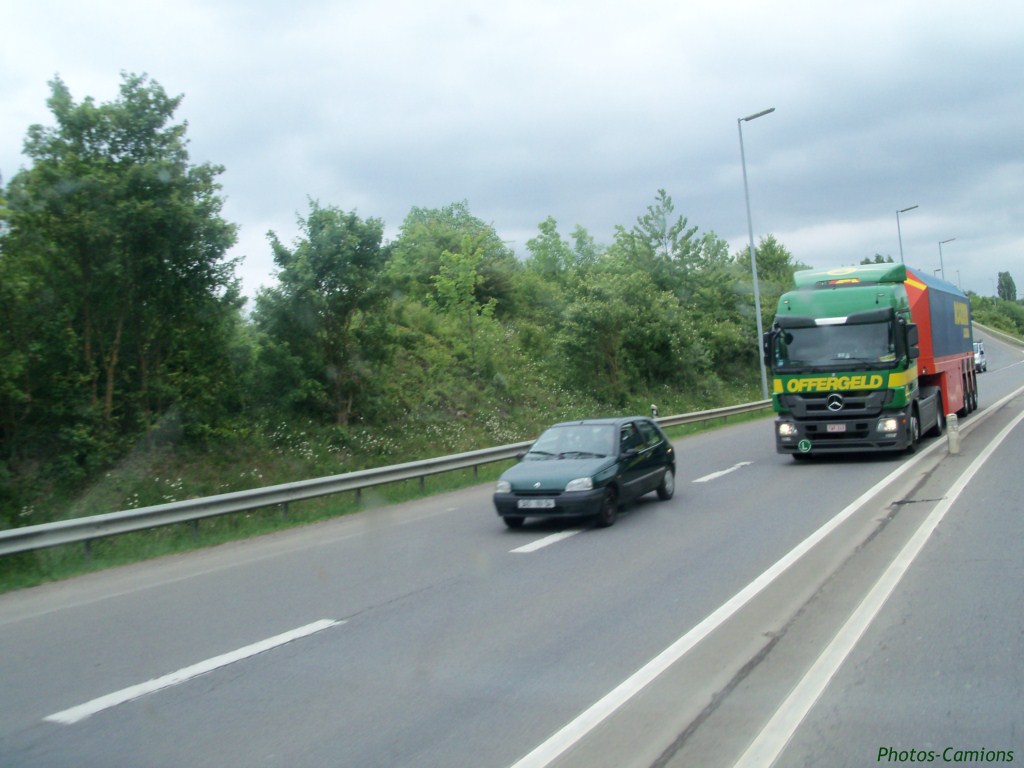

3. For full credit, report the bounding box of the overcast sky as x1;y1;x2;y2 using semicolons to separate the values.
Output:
4;0;1022;300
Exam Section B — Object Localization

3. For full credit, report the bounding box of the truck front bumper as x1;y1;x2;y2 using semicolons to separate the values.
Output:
774;411;913;455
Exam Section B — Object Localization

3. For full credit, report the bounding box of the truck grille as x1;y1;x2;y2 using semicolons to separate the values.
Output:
782;390;887;418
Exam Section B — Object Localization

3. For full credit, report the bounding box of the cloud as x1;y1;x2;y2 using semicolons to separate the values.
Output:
3;0;1023;300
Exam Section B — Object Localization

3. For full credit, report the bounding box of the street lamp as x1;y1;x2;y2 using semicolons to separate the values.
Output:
896;205;918;263
738;106;775;400
938;237;955;281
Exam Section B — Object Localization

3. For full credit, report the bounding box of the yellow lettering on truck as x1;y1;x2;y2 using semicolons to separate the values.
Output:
785;375;884;393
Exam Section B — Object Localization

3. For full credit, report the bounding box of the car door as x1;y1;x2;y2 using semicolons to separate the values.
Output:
634;419;669;494
617;422;648;502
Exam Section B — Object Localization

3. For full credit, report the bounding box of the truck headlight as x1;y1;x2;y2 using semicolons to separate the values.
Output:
877;418;899;433
565;477;593;492
777;422;798;438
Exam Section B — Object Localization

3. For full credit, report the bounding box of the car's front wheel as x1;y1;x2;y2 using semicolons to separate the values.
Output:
503;516;525;529
656;467;675;500
594;488;618;527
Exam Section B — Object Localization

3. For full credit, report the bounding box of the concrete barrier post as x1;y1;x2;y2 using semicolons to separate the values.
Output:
946;413;960;454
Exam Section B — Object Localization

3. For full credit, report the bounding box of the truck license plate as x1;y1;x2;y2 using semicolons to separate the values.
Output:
827;424;846;433
518;499;555;509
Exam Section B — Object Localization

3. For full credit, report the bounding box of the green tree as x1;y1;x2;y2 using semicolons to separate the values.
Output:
524;216;573;281
3;73;239;474
557;267;703;403
386;201;517;312
735;234;808;333
255;202;390;425
430;238;501;376
686;232;755;380
997;271;1017;302
609;189;699;295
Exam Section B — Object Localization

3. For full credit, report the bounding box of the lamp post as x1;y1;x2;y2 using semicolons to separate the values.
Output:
738;106;775;400
938;237;955;281
896;204;918;263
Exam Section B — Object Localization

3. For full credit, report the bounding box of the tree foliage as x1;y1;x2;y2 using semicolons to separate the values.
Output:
386;201;517;312
997;271;1017;302
254;202;390;425
1;73;239;488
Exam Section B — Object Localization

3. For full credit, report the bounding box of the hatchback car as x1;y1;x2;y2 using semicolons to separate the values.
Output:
493;417;676;528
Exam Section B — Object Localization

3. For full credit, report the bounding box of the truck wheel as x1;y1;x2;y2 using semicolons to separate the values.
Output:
958;377;972;418
906;409;921;453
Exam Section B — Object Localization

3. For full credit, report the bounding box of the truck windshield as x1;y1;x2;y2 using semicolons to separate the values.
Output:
772;321;895;370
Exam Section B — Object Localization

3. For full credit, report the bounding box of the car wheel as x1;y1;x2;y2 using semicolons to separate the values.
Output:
594;488;618;528
656;467;675;500
503;516;525;529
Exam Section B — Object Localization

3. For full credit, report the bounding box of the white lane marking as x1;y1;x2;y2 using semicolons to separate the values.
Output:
511;530;583;553
734;404;1024;768
692;462;753;483
45;619;342;725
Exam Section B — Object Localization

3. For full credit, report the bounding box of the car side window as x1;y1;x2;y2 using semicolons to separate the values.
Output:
620;424;643;452
636;420;662;449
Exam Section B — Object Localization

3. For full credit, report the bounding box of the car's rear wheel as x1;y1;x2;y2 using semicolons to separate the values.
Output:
503;516;524;529
594;488;618;527
656;467;675;500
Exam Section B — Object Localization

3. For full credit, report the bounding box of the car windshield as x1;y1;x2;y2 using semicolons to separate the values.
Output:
772;321;895;370
527;424;615;458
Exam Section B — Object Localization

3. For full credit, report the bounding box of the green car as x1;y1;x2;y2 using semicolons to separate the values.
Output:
493;417;676;529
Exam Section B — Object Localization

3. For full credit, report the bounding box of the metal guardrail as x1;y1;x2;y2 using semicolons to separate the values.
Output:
974;321;1024;349
0;400;771;556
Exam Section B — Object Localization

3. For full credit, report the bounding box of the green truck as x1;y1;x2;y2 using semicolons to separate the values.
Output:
763;263;977;456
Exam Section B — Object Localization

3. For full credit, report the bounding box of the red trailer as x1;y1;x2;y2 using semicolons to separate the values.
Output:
904;267;977;420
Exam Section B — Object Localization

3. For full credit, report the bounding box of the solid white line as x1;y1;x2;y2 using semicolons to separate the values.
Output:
733;405;1024;768
692;462;753;483
45;619;342;725
511;530;583;553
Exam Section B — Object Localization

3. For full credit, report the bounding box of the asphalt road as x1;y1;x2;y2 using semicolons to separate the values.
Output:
1;330;1021;768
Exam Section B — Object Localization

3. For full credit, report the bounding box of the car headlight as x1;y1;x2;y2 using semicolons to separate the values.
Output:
777;422;798;438
565;477;593;492
877;418;899;433
495;480;511;493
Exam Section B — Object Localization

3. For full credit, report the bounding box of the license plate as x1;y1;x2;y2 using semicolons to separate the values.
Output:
518;498;555;509
827;423;847;433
